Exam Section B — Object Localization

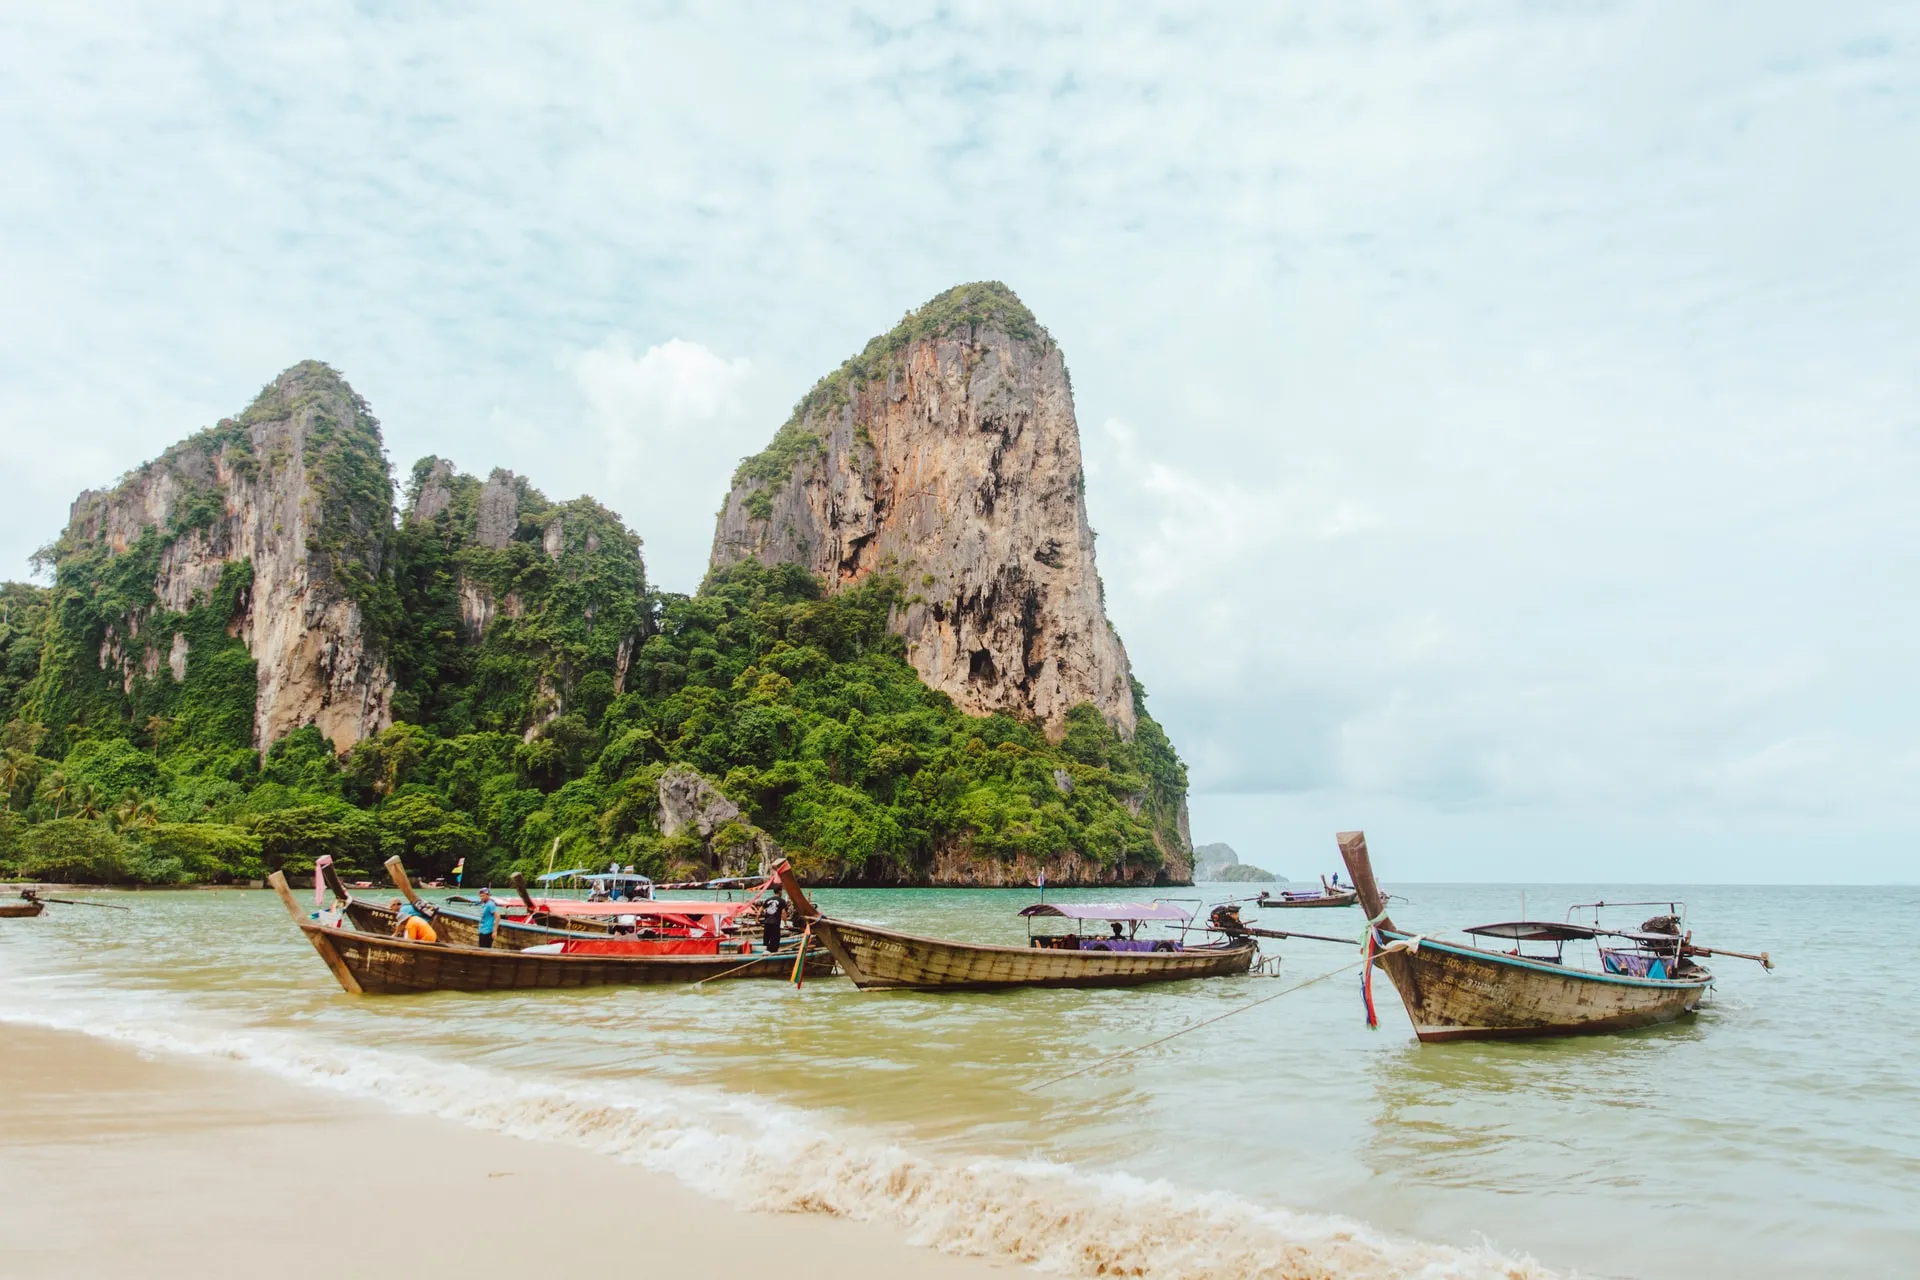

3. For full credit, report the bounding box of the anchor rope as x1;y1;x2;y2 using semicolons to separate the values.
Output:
1025;958;1362;1092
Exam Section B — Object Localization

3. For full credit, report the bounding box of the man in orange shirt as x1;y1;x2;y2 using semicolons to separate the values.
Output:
401;912;437;943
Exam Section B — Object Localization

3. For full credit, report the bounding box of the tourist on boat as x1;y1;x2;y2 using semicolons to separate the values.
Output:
762;893;785;952
400;911;436;943
475;887;498;949
1108;921;1125;941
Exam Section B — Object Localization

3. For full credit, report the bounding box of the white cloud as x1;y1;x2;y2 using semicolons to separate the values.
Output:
561;337;755;590
1;1;1916;878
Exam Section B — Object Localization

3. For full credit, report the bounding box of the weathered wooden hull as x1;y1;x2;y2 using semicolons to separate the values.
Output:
813;918;1258;991
1372;931;1711;1042
1257;891;1358;909
294;920;833;995
0;900;45;918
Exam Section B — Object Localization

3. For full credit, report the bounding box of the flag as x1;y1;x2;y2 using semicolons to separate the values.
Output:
452;858;465;887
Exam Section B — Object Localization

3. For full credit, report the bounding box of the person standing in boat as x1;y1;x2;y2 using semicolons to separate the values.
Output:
762;892;785;952
475;886;498;950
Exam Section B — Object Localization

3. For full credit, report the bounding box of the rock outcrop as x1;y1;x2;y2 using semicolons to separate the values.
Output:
656;767;778;876
63;361;395;751
710;282;1135;741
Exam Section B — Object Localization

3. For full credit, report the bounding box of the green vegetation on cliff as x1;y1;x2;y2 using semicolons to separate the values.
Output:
732;281;1050;493
2;449;1188;888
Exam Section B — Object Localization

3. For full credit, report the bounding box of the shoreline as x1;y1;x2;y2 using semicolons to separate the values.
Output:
0;1023;1006;1280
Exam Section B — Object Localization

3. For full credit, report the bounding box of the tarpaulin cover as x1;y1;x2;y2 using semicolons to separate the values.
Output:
526;899;753;920
558;937;725;956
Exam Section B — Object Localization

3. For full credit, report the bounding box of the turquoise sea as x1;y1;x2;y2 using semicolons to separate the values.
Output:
2;882;1913;1278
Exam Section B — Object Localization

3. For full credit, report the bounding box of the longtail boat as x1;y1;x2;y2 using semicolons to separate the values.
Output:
331;860;764;952
774;861;1257;991
3;889;125;918
1337;830;1769;1042
1255;881;1359;909
269;872;832;994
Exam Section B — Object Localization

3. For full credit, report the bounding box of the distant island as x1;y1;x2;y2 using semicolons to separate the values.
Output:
1193;842;1282;883
0;283;1198;890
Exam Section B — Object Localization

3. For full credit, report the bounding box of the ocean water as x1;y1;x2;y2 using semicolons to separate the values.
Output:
2;882;1914;1279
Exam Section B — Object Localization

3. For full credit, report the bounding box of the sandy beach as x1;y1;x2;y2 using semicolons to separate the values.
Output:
1;1024;1006;1280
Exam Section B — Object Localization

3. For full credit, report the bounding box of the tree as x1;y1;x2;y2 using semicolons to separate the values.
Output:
13;818;133;883
113;790;161;830
0;748;38;811
143;714;174;757
73;783;105;822
39;769;71;819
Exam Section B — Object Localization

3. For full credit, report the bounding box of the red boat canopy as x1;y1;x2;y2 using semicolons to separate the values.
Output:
525;899;753;921
1018;903;1192;923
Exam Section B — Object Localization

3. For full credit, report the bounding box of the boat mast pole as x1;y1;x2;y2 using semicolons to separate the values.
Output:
384;857;445;943
1336;831;1395;933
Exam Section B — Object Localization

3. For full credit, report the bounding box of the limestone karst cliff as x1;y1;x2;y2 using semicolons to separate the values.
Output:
710;282;1136;742
46;362;395;753
4;302;1194;890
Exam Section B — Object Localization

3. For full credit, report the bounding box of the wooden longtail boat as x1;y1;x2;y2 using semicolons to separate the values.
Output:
1;898;45;919
1255;885;1359;909
328;860;610;947
270;872;832;995
773;862;1257;992
1337;831;1716;1042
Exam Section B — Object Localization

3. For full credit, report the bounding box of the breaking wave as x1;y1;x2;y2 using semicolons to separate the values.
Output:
0;981;1558;1280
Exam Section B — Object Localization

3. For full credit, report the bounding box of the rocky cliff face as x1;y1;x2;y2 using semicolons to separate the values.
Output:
62;361;395;751
710;282;1136;741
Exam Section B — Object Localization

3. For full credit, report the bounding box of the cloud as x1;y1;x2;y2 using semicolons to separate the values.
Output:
561;337;755;590
1;1;1916;877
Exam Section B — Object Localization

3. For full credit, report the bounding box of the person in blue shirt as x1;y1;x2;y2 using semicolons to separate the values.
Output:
476;886;499;949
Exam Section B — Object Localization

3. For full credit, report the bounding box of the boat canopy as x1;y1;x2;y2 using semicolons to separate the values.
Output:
1018;903;1192;922
528;899;752;921
1463;921;1599;942
582;873;655;886
536;869;597;883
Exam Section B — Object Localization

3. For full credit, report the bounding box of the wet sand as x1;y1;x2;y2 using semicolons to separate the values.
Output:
0;1024;1007;1279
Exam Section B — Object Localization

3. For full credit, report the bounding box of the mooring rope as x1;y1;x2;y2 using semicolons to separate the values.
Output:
1024;958;1363;1092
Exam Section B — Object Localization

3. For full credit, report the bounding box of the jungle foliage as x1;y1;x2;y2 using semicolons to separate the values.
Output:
1;441;1188;888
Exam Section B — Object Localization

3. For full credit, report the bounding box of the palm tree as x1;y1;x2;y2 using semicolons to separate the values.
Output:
0;749;37;812
113;790;160;830
40;769;71;819
73;783;104;822
143;714;174;757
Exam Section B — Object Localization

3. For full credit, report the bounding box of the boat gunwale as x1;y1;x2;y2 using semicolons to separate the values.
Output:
817;913;1254;961
300;918;809;968
1376;927;1713;992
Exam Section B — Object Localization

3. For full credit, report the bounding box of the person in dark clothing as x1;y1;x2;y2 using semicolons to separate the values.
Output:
761;894;785;952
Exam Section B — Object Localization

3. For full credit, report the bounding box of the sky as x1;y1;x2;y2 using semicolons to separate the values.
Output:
2;3;1916;882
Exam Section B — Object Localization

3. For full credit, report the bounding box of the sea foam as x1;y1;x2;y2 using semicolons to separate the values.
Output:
0;979;1559;1280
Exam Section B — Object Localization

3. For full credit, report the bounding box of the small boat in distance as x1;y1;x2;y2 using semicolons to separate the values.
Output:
1;895;45;918
1337;831;1769;1042
1256;876;1359;909
773;861;1257;991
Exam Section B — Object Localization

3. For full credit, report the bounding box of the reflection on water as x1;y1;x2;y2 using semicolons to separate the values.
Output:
3;882;1917;1279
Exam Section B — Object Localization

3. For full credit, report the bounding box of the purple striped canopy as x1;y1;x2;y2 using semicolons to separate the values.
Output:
1018;903;1192;922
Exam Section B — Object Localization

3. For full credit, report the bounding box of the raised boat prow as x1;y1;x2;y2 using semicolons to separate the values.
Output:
1336;831;1393;931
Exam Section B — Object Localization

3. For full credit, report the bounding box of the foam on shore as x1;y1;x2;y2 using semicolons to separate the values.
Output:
0;971;1557;1280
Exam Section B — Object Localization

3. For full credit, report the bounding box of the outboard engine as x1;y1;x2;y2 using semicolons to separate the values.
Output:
1209;904;1248;937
